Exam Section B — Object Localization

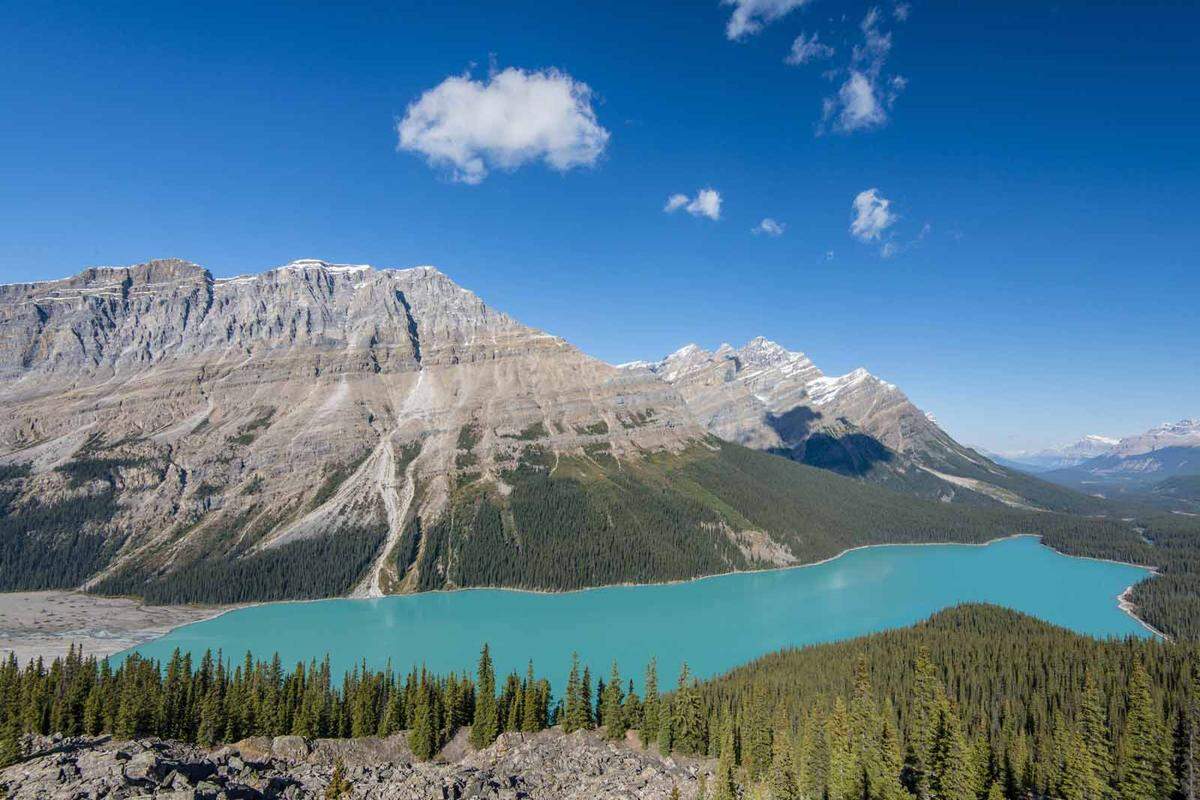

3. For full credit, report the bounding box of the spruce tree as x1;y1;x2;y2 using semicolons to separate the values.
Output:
641;658;659;748
564;653;587;734
581;666;594;729
408;675;438;761
712;716;739;800
745;681;773;780
470;644;499;748
0;710;22;768
1081;670;1115;799
603;661;626;741
769;706;800;800
520;662;540;732
1119;658;1173;800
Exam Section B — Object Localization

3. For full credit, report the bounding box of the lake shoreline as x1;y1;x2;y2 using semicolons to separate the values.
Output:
1;533;1161;663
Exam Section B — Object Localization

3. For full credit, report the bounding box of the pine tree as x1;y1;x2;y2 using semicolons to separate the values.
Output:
1119;659;1173;800
641;658;659;748
0;710;22;768
929;702;978;800
408;675;439;761
826;697;854;800
581;666;594;729
985;781;1005;800
603;661;626;741
712;715;739;800
470;644;499;748
564;653;588;734
769;704;800;800
521;662;541;732
658;696;673;754
745;681;773;780
1081;670;1115;799
1175;661;1200;800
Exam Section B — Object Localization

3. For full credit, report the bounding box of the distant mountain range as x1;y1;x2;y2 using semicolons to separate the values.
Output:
0;259;1148;603
996;420;1200;504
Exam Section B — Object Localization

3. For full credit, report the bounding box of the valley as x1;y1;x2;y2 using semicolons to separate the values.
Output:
1;259;1197;638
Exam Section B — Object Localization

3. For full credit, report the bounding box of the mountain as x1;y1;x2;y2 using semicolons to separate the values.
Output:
0;260;1131;604
998;435;1121;472
1040;420;1200;493
628;338;1101;513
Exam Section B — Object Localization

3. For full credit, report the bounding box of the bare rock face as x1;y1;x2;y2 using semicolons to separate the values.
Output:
0;259;701;601
0;731;704;799
632;337;1058;508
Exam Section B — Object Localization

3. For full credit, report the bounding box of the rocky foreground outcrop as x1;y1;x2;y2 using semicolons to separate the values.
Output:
0;730;705;799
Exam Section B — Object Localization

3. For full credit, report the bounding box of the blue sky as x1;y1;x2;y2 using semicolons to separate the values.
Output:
1;1;1196;453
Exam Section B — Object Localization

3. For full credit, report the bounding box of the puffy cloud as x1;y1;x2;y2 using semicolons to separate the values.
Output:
785;32;834;66
397;67;609;184
665;188;723;220
850;188;898;242
821;6;906;134
723;0;812;40
753;218;786;236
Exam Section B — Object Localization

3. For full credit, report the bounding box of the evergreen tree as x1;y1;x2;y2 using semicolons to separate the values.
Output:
408;674;439;761
769;704;800;800
520;662;541;732
712;716;739;800
826;696;854;800
929;702;976;800
564;653;588;734
581;666;594;729
1119;659;1173;800
657;696;673;754
641;658;659;748
1081;670;1115;799
603;661;626;740
470;644;499;748
0;710;22;768
745;681;773;779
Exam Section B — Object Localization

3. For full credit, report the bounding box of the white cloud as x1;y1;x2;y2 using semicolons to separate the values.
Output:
894;3;911;21
397;67;610;184
665;188;723;221
753;218;786;236
723;0;812;40
850;188;898;242
821;6;906;134
880;241;899;259
785;32;834;66
664;194;690;213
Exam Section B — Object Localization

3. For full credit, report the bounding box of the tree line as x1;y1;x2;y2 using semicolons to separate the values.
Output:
4;605;1200;800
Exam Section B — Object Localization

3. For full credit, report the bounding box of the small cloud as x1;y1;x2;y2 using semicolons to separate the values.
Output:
894;3;911;21
826;71;887;132
753;218;786;236
664;194;690;213
820;6;906;134
665;188;723;221
723;0;812;40
824;250;836;261
850;188;898;243
397;67;609;184
785;32;834;65
880;241;899;259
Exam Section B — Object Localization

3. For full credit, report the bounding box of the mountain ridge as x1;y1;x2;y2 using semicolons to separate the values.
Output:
0;258;1147;605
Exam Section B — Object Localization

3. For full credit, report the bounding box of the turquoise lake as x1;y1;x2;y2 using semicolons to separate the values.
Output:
123;536;1153;691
